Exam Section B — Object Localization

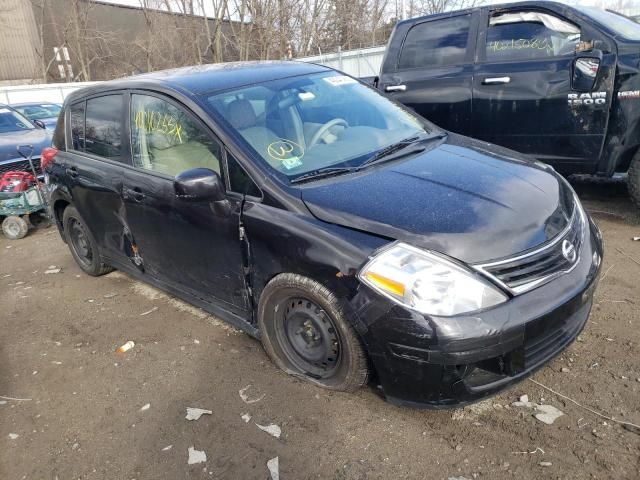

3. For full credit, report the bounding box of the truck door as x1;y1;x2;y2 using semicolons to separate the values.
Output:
472;7;615;174
378;12;477;135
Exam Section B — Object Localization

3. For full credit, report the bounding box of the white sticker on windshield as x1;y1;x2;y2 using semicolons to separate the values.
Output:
323;76;357;87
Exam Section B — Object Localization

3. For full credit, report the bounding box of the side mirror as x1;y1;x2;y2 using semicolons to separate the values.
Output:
572;50;602;92
33;119;46;129
174;168;225;202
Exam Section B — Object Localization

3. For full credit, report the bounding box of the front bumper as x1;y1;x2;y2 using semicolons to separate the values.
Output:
351;217;603;408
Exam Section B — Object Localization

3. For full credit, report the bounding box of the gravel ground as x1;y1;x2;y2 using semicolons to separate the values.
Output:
1;178;639;479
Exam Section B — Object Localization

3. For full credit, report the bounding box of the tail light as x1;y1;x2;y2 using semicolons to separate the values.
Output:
40;147;58;171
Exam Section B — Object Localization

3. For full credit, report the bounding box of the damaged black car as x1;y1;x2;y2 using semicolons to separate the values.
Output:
46;62;602;407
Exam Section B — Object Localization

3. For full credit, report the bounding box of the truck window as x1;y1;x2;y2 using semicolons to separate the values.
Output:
398;15;471;70
486;11;580;62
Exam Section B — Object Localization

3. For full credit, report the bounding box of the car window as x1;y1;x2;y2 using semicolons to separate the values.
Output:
398;15;471;70
227;152;261;197
130;94;222;178
204;71;431;181
85;95;123;161
16;106;49;119
70;102;85;151
0;107;35;133
486;11;581;62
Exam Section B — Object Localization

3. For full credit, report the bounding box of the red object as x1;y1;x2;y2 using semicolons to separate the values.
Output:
40;147;58;171
0;171;36;193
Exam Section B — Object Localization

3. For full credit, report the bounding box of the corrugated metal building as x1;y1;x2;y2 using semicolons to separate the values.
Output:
0;0;44;85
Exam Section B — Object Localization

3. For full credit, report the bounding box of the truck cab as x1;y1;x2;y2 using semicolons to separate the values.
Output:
376;1;640;206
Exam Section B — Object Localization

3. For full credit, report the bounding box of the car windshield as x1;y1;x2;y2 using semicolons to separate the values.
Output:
15;104;61;120
579;7;640;40
0;107;35;133
203;71;434;180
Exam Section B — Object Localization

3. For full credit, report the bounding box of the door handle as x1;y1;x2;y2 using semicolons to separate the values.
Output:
65;167;78;178
482;77;511;85
385;84;407;92
125;187;146;202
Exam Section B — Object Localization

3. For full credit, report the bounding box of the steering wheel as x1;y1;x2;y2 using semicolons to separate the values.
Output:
308;118;348;147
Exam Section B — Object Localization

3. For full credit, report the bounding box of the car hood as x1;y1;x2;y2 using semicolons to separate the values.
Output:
0;128;51;162
300;134;574;264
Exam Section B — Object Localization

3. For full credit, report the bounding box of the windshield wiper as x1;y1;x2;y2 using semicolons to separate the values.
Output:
289;166;357;184
289;132;447;185
358;132;447;170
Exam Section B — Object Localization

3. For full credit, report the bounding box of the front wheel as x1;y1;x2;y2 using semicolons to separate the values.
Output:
258;273;369;391
628;150;640;209
62;206;113;276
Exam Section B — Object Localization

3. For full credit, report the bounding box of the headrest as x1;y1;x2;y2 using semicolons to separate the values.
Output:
227;99;256;130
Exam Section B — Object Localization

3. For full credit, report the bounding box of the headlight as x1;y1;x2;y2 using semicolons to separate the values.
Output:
358;243;508;316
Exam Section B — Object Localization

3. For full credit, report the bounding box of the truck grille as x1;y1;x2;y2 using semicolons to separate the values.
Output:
0;158;42;177
474;201;585;294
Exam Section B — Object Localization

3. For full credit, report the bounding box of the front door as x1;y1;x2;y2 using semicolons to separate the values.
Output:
378;13;477;135
122;92;248;314
472;7;615;173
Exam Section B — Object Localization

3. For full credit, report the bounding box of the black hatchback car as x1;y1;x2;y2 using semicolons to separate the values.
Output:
47;62;602;407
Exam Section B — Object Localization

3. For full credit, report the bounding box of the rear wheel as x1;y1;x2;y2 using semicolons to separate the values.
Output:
258;273;369;391
2;216;29;240
62;206;113;276
628;150;640;209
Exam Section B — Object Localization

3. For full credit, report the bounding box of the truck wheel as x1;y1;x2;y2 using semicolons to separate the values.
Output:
2;216;29;240
257;273;369;392
62;206;113;276
628;151;640;209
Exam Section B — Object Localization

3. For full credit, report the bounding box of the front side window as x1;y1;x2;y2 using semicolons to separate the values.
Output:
130;94;221;178
203;72;433;181
0;107;35;133
398;15;471;70
85;95;123;161
486;11;581;62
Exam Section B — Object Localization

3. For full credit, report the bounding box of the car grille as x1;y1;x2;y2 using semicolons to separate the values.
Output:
474;201;585;294
0;157;42;177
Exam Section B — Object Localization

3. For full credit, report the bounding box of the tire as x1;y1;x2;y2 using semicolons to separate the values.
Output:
258;273;369;392
27;212;51;229
629;151;640;209
2;216;29;240
62;206;113;276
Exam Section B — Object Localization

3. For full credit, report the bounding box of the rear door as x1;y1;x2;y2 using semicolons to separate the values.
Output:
63;94;130;264
378;12;478;135
122;92;249;314
472;7;615;173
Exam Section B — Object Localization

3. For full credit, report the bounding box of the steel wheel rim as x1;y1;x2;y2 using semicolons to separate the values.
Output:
275;297;342;378
69;218;93;266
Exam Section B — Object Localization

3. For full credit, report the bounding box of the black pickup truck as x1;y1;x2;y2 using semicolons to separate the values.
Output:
374;1;640;206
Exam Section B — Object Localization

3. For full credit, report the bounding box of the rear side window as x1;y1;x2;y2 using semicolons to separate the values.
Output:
70;102;85;151
398;15;471;70
130;94;222;178
85;95;124;161
485;11;581;62
52;108;66;150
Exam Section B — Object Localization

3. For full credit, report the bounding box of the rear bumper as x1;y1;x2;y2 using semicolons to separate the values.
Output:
352;217;603;408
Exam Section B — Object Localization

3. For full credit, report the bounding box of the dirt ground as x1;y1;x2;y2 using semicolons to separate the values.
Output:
1;177;639;480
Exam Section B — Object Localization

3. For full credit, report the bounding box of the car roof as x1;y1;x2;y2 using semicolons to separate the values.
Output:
65;61;332;104
396;1;577;26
